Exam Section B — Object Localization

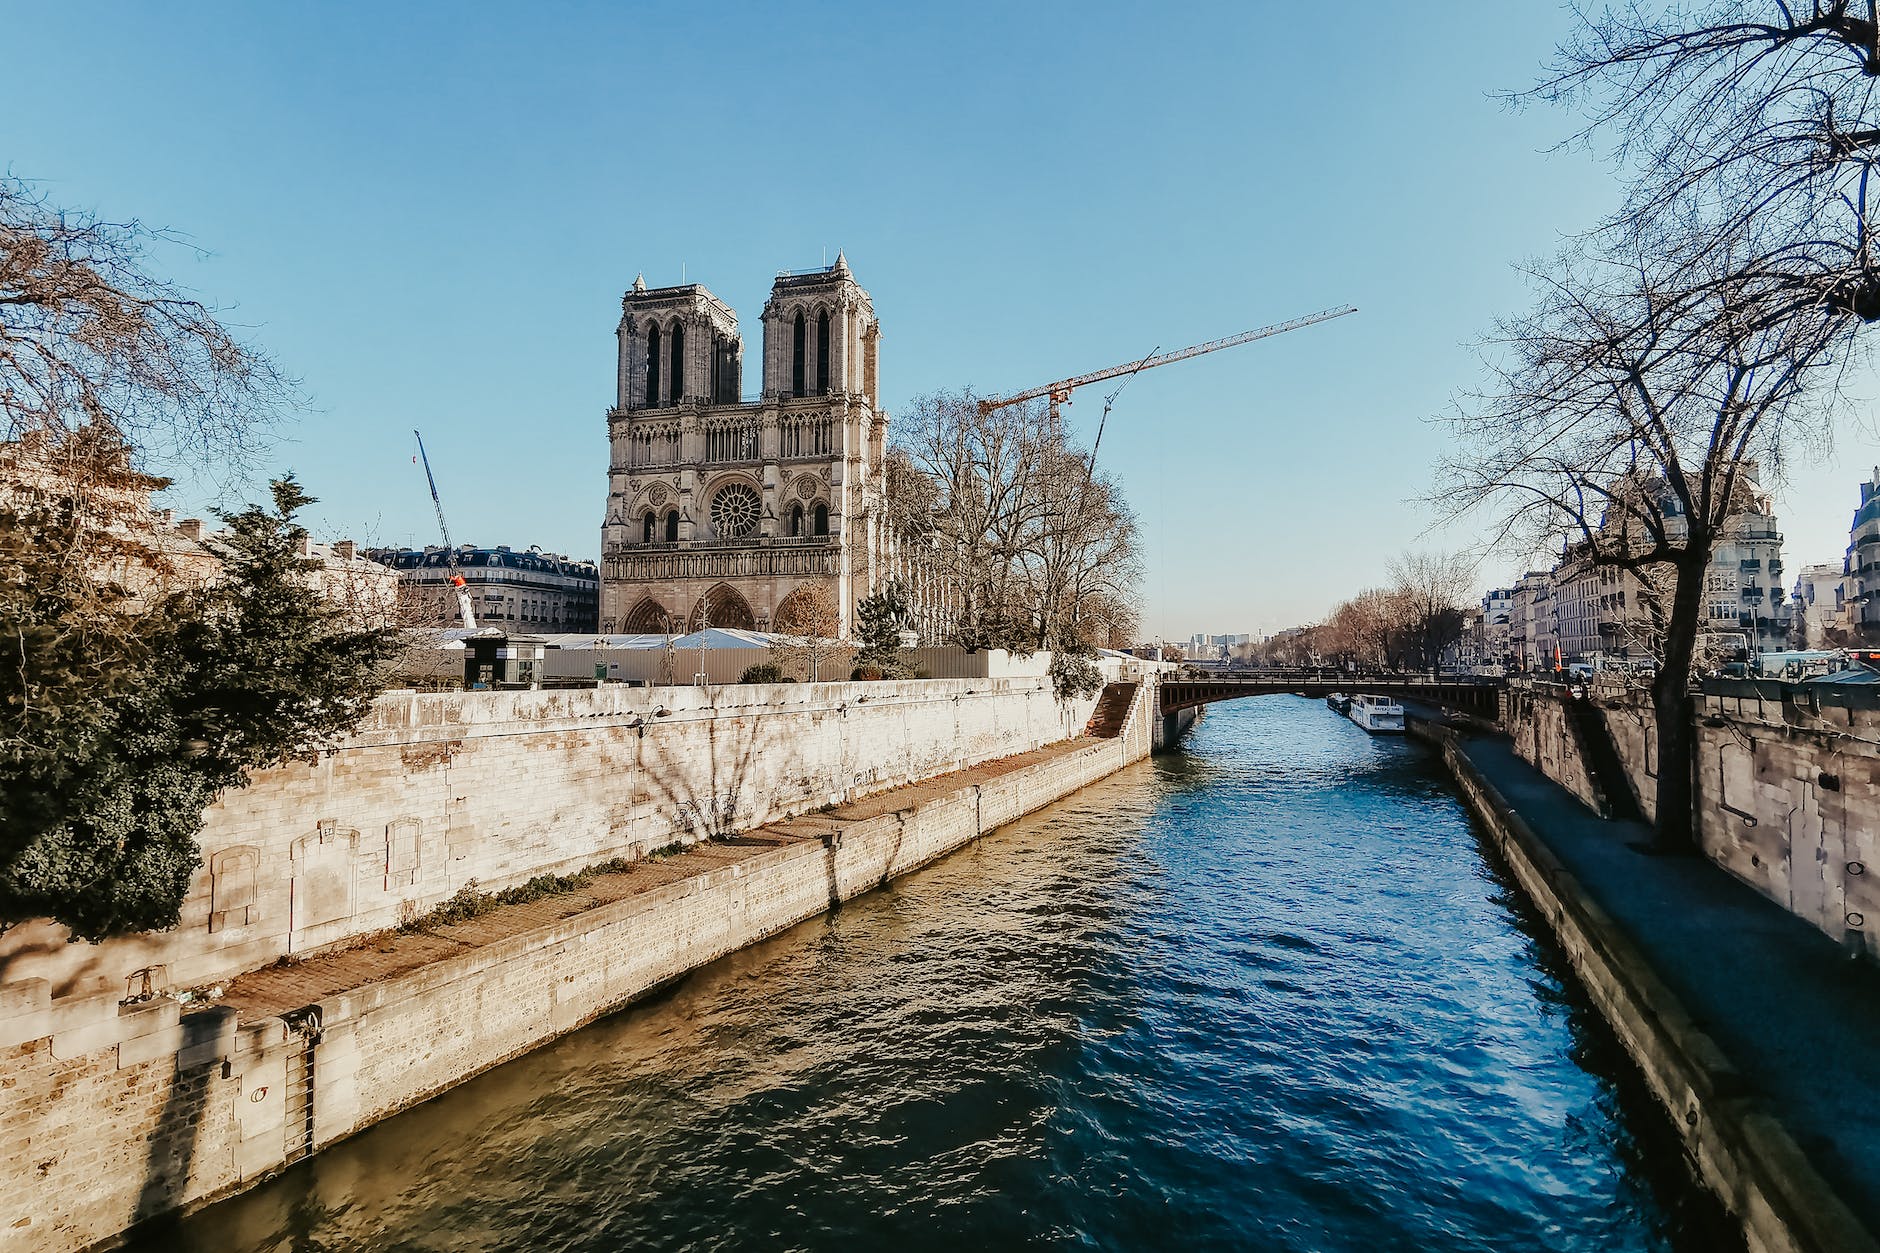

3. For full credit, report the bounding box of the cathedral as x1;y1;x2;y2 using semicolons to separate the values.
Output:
599;256;907;638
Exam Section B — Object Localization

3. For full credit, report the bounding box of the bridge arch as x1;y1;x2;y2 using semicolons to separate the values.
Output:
1156;673;1500;722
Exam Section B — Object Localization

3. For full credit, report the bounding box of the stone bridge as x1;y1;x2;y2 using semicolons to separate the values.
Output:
1157;671;1502;723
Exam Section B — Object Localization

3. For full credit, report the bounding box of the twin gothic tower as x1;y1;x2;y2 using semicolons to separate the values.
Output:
599;256;891;638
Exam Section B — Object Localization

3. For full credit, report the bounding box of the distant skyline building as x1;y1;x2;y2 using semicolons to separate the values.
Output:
1182;631;1252;661
368;544;599;632
1791;562;1850;648
1481;587;1515;669
1842;467;1880;638
1510;571;1555;671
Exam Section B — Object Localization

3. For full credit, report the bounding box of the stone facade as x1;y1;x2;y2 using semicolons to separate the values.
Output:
600;257;894;638
1842;467;1880;638
1531;469;1793;666
1;440;395;629
1708;501;1790;653
1510;570;1556;671
1791;562;1851;648
1480;587;1515;671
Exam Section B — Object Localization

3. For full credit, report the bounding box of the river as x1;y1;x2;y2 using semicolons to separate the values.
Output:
140;696;1740;1252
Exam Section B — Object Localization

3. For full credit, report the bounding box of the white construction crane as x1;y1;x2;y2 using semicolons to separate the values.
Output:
413;430;477;630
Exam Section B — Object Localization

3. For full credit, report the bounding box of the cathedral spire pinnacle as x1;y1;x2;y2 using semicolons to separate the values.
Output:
632;272;647;293
832;250;849;275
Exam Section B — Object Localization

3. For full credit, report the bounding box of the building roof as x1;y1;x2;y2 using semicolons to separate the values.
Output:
534;628;781;650
369;546;598;578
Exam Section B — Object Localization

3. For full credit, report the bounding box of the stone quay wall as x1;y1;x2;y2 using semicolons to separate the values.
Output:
1500;684;1603;814
1416;718;1874;1253
0;674;1115;1007
0;680;1154;1253
1501;680;1880;959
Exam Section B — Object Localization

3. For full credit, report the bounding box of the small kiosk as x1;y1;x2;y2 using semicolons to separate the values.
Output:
462;630;547;690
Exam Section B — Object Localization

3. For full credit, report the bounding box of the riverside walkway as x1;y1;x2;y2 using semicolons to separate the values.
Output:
1442;724;1880;1245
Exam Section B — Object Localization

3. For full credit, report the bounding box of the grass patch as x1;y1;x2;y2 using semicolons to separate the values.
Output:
400;856;641;933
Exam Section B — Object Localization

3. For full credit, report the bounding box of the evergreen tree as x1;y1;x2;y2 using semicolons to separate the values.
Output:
0;475;397;941
852;580;914;678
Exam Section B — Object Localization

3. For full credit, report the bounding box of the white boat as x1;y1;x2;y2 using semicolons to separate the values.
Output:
1346;694;1405;734
1326;692;1351;714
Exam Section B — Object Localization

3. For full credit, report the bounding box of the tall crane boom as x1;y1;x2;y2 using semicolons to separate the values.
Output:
413;429;477;631
976;304;1357;417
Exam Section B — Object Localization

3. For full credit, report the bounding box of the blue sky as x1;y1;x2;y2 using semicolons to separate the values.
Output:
13;2;1879;637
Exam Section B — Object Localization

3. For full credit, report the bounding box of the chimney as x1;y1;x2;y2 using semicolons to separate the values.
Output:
177;518;206;541
334;540;356;560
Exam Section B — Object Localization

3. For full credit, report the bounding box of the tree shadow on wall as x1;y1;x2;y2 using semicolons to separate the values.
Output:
636;684;779;848
121;1010;229;1249
633;686;922;916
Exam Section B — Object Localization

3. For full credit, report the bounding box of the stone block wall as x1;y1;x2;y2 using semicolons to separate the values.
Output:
1500;680;1879;958
1501;684;1602;814
1586;685;1658;821
0;677;1153;1252
1691;684;1880;958
0;675;1112;1007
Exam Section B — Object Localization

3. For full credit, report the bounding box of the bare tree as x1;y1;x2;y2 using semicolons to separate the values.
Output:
890;389;1142;654
1531;2;1880;324
1388;550;1477;671
769;581;847;681
1443;239;1847;850
1;176;292;483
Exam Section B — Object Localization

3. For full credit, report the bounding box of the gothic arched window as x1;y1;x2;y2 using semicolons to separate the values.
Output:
642;512;655;544
816;309;830;395
792;311;806;397
669;322;685;405
645;324;661;407
665;510;679;542
790;504;804;537
813;503;829;536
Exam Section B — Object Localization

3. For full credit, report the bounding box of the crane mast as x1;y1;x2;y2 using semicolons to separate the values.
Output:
413;429;477;631
976;304;1358;417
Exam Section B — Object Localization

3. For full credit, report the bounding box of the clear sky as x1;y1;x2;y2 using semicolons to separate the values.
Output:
13;2;1880;639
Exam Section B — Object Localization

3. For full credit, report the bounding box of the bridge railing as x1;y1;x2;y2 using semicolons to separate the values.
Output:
1167;668;1503;688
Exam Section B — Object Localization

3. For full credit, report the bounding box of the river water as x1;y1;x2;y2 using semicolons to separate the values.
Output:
145;696;1740;1252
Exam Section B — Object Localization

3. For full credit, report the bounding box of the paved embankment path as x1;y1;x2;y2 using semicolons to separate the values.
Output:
1449;729;1880;1240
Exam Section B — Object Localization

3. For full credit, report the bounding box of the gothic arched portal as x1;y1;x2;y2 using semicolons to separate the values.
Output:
622;597;671;634
687;583;756;632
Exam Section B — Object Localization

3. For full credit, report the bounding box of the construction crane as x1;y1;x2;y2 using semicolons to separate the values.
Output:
412;430;477;631
976;304;1358;421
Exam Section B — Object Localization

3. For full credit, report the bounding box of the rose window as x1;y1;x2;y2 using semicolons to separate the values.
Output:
709;484;762;538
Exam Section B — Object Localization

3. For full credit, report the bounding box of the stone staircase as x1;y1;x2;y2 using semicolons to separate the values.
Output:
1567;697;1642;821
1085;682;1139;739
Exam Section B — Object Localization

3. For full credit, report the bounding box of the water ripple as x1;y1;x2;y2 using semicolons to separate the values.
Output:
141;697;1742;1253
